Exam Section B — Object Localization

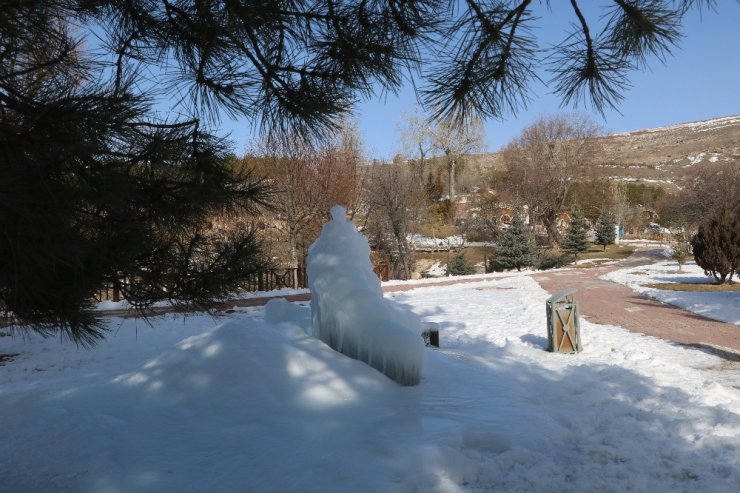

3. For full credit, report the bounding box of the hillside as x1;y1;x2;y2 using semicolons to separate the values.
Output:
467;115;740;187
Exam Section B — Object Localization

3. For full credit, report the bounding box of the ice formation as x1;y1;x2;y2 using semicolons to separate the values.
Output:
307;205;424;386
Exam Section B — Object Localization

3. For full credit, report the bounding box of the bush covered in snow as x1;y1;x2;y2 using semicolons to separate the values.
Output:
307;206;424;385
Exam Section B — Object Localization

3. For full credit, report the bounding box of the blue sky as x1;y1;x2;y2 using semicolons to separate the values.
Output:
221;2;740;159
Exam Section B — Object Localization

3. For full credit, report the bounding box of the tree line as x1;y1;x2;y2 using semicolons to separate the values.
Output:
235;110;736;285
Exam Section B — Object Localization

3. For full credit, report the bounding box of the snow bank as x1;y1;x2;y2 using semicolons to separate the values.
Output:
410;234;465;251
307;206;424;385
602;260;740;325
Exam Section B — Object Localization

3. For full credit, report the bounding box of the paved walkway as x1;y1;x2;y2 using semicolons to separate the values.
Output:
532;248;740;359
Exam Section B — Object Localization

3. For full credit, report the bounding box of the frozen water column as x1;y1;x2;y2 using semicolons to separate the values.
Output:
307;206;424;386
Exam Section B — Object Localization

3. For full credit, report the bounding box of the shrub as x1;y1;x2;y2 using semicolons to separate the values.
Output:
691;209;740;284
447;253;476;276
669;226;693;272
537;251;571;270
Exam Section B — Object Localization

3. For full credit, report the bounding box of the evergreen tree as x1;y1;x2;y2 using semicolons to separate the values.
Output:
562;212;590;262
446;252;476;276
490;211;537;272
691;209;740;284
0;2;270;344
594;213;617;251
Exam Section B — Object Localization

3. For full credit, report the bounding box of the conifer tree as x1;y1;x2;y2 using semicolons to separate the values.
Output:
447;252;476;276
594;213;617;251
0;1;270;344
691;209;740;284
562;212;590;262
490;211;537;272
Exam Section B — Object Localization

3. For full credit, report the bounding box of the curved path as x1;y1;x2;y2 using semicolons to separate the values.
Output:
532;247;740;358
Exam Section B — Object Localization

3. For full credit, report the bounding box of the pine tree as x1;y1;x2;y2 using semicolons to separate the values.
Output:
0;2;270;344
594;213;617;251
562;212;590;262
446;252;476;276
691;209;740;284
490;211;537;272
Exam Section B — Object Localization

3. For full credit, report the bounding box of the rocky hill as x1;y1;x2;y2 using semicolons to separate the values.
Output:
467;115;740;188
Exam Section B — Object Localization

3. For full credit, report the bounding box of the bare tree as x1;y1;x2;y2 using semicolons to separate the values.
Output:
431;117;485;206
363;163;427;280
334;120;365;220
502;113;602;245
399;107;435;180
249;130;361;268
467;193;506;242
658;162;740;229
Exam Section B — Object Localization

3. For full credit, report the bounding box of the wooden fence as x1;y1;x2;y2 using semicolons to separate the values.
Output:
243;263;390;291
242;267;308;292
96;263;390;301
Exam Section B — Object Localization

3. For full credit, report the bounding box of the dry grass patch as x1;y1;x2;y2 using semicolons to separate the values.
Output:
644;282;740;292
575;259;614;268
416;246;495;266
415;223;459;239
548;244;635;264
581;244;636;260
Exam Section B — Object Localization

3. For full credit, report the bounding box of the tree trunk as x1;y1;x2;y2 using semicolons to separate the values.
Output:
542;212;560;245
448;156;456;203
444;151;457;225
288;225;298;268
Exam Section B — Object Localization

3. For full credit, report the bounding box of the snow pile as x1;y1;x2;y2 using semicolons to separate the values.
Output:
645;222;671;235
410;234;465;251
307;205;424;385
602;260;740;325
422;261;447;278
687;152;706;165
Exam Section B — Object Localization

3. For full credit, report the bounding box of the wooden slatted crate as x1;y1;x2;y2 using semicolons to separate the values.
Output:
546;288;582;353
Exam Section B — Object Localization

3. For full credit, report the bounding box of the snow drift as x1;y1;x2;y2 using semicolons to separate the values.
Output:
307;205;424;385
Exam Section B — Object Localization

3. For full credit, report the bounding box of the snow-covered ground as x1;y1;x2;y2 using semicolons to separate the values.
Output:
603;258;740;325
409;234;466;251
1;273;738;492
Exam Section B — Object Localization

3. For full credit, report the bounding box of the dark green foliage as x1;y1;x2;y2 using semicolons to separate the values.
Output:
489;211;537;272
2;1;714;135
0;1;270;344
446;253;475;276
536;251;571;271
562;211;590;262
691;209;740;284
594;213;617;251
